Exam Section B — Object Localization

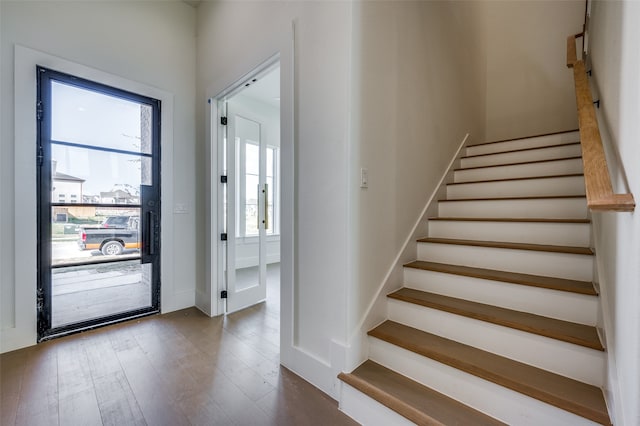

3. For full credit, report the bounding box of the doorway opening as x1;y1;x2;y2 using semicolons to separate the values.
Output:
36;67;161;340
216;61;281;320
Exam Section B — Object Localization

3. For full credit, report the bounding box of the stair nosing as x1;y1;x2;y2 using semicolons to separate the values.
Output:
387;288;603;350
446;173;584;186
368;321;611;425
454;156;583;172
416;237;593;256
403;260;597;295
338;361;507;426
438;194;586;202
462;142;581;159
428;217;591;224
467;129;579;147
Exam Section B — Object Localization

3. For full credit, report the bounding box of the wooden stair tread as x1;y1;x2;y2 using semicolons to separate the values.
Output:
429;217;590;223
404;260;597;295
454;155;583;172
439;195;586;202
446;173;584;186
338;360;506;426
417;237;593;255
368;321;611;425
388;288;603;350
467;129;579;147
462;142;581;159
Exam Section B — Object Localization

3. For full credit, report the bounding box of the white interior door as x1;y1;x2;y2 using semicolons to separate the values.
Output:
225;111;268;313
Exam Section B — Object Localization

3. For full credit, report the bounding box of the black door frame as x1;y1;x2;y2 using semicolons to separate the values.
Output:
36;66;161;341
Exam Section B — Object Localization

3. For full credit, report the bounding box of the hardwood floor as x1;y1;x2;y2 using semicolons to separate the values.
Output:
0;265;358;426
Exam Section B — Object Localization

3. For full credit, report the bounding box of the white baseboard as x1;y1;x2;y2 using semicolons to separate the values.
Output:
161;289;195;314
0;328;37;354
195;289;213;317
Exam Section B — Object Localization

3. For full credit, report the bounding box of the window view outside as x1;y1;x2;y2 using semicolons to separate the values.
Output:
48;80;153;327
238;141;279;237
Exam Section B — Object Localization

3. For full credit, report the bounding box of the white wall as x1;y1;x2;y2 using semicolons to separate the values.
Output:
0;1;197;352
484;0;585;141
588;2;640;424
347;1;487;366
196;1;352;397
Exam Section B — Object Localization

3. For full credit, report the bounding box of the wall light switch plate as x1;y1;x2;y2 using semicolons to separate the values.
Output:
360;168;368;188
174;203;188;214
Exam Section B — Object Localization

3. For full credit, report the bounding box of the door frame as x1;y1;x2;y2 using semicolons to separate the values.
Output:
35;66;162;340
7;46;175;351
211;56;280;315
202;26;295;376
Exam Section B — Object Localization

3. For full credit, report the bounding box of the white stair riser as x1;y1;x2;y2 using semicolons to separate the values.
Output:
417;242;593;281
466;131;580;156
428;220;591;247
454;158;583;183
340;383;416;426
461;144;582;169
447;175;585;199
438;198;588;219
387;300;604;386
403;268;598;325
369;338;602;426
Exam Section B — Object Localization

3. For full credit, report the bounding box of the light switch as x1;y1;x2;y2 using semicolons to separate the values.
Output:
174;203;188;214
360;168;368;188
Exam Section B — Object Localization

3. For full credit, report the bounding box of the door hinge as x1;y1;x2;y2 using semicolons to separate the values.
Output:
36;287;44;313
36;100;43;121
220;175;227;184
221;290;228;299
220;116;228;126
220;233;227;241
37;146;44;167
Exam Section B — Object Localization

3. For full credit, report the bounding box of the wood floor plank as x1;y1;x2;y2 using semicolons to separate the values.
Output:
404;260;597;295
58;389;103;426
369;321;611;425
389;288;603;350
417;237;594;255
1;348;27;425
339;360;506;426
1;392;19;426
0;264;356;426
257;367;359;426
14;349;59;426
92;371;146;426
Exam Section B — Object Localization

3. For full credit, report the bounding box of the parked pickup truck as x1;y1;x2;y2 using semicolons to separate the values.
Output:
78;216;140;255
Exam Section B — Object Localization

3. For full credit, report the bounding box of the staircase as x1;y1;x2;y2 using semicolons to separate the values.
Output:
339;130;612;425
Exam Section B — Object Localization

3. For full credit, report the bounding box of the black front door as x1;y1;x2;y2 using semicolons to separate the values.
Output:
36;67;161;340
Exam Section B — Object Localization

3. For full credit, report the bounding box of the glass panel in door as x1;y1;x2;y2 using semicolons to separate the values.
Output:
225;114;267;313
